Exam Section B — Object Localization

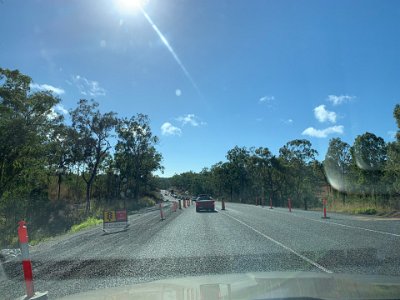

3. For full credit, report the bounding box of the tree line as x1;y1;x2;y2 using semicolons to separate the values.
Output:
0;68;162;246
1;67;399;246
159;106;400;212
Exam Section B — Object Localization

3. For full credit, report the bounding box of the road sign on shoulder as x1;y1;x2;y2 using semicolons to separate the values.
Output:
103;209;128;232
103;211;116;223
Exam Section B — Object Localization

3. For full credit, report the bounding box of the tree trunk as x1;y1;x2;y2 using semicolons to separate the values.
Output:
134;184;140;202
85;182;91;214
57;174;62;201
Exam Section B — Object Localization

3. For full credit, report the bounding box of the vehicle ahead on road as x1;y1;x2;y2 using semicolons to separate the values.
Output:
196;194;215;212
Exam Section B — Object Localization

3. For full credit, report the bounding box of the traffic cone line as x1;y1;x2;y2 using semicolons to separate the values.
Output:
322;198;330;219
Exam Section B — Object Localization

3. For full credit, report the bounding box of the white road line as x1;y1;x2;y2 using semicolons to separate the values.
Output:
221;212;333;274
267;209;400;238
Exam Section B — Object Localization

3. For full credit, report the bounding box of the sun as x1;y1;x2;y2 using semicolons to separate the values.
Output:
115;0;149;14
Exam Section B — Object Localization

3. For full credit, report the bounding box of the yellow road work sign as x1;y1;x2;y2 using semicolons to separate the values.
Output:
103;211;116;223
103;210;129;232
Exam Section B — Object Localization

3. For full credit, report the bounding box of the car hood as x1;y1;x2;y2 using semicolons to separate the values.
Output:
58;271;400;300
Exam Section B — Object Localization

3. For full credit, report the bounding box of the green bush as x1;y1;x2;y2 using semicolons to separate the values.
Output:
354;207;377;215
138;196;156;208
69;217;102;233
144;190;163;202
362;208;377;215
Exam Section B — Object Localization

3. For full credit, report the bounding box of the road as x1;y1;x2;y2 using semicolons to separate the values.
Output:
1;194;400;299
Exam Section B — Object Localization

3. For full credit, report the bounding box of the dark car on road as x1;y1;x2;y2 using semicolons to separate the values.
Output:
195;194;215;212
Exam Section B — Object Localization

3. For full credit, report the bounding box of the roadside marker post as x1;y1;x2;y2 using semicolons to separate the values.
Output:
222;199;226;210
179;200;182;209
269;197;273;209
322;198;330;219
262;197;265;208
160;202;165;220
288;198;292;212
17;221;48;300
172;202;177;212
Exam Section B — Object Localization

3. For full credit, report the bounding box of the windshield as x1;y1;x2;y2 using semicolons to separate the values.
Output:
1;1;400;300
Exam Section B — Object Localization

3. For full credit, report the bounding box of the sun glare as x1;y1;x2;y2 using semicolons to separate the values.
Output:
115;0;149;14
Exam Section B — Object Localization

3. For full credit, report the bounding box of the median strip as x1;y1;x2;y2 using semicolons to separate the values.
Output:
221;212;333;274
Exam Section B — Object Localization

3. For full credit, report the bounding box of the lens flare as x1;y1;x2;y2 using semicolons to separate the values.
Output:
115;0;149;14
139;7;201;96
115;0;201;95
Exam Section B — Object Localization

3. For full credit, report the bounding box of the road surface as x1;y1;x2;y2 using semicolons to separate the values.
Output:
1;194;400;299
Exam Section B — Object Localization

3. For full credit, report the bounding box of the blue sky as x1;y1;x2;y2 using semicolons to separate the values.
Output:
1;0;399;177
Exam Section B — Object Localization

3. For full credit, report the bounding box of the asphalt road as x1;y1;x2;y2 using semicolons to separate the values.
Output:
1;194;400;299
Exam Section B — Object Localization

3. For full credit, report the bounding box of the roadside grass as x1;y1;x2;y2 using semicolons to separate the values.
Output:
326;199;392;216
69;216;102;233
26;217;102;246
4;193;162;248
30;236;52;246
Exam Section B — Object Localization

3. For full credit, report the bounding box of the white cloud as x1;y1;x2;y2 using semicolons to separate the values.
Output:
327;95;355;106
177;114;206;127
72;75;106;97
54;104;68;115
47;110;58;120
302;125;344;138
121;125;148;137
259;95;275;104
314;105;336;123
161;122;181;136
388;130;397;139
46;104;69;120
280;118;294;125
30;83;65;95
